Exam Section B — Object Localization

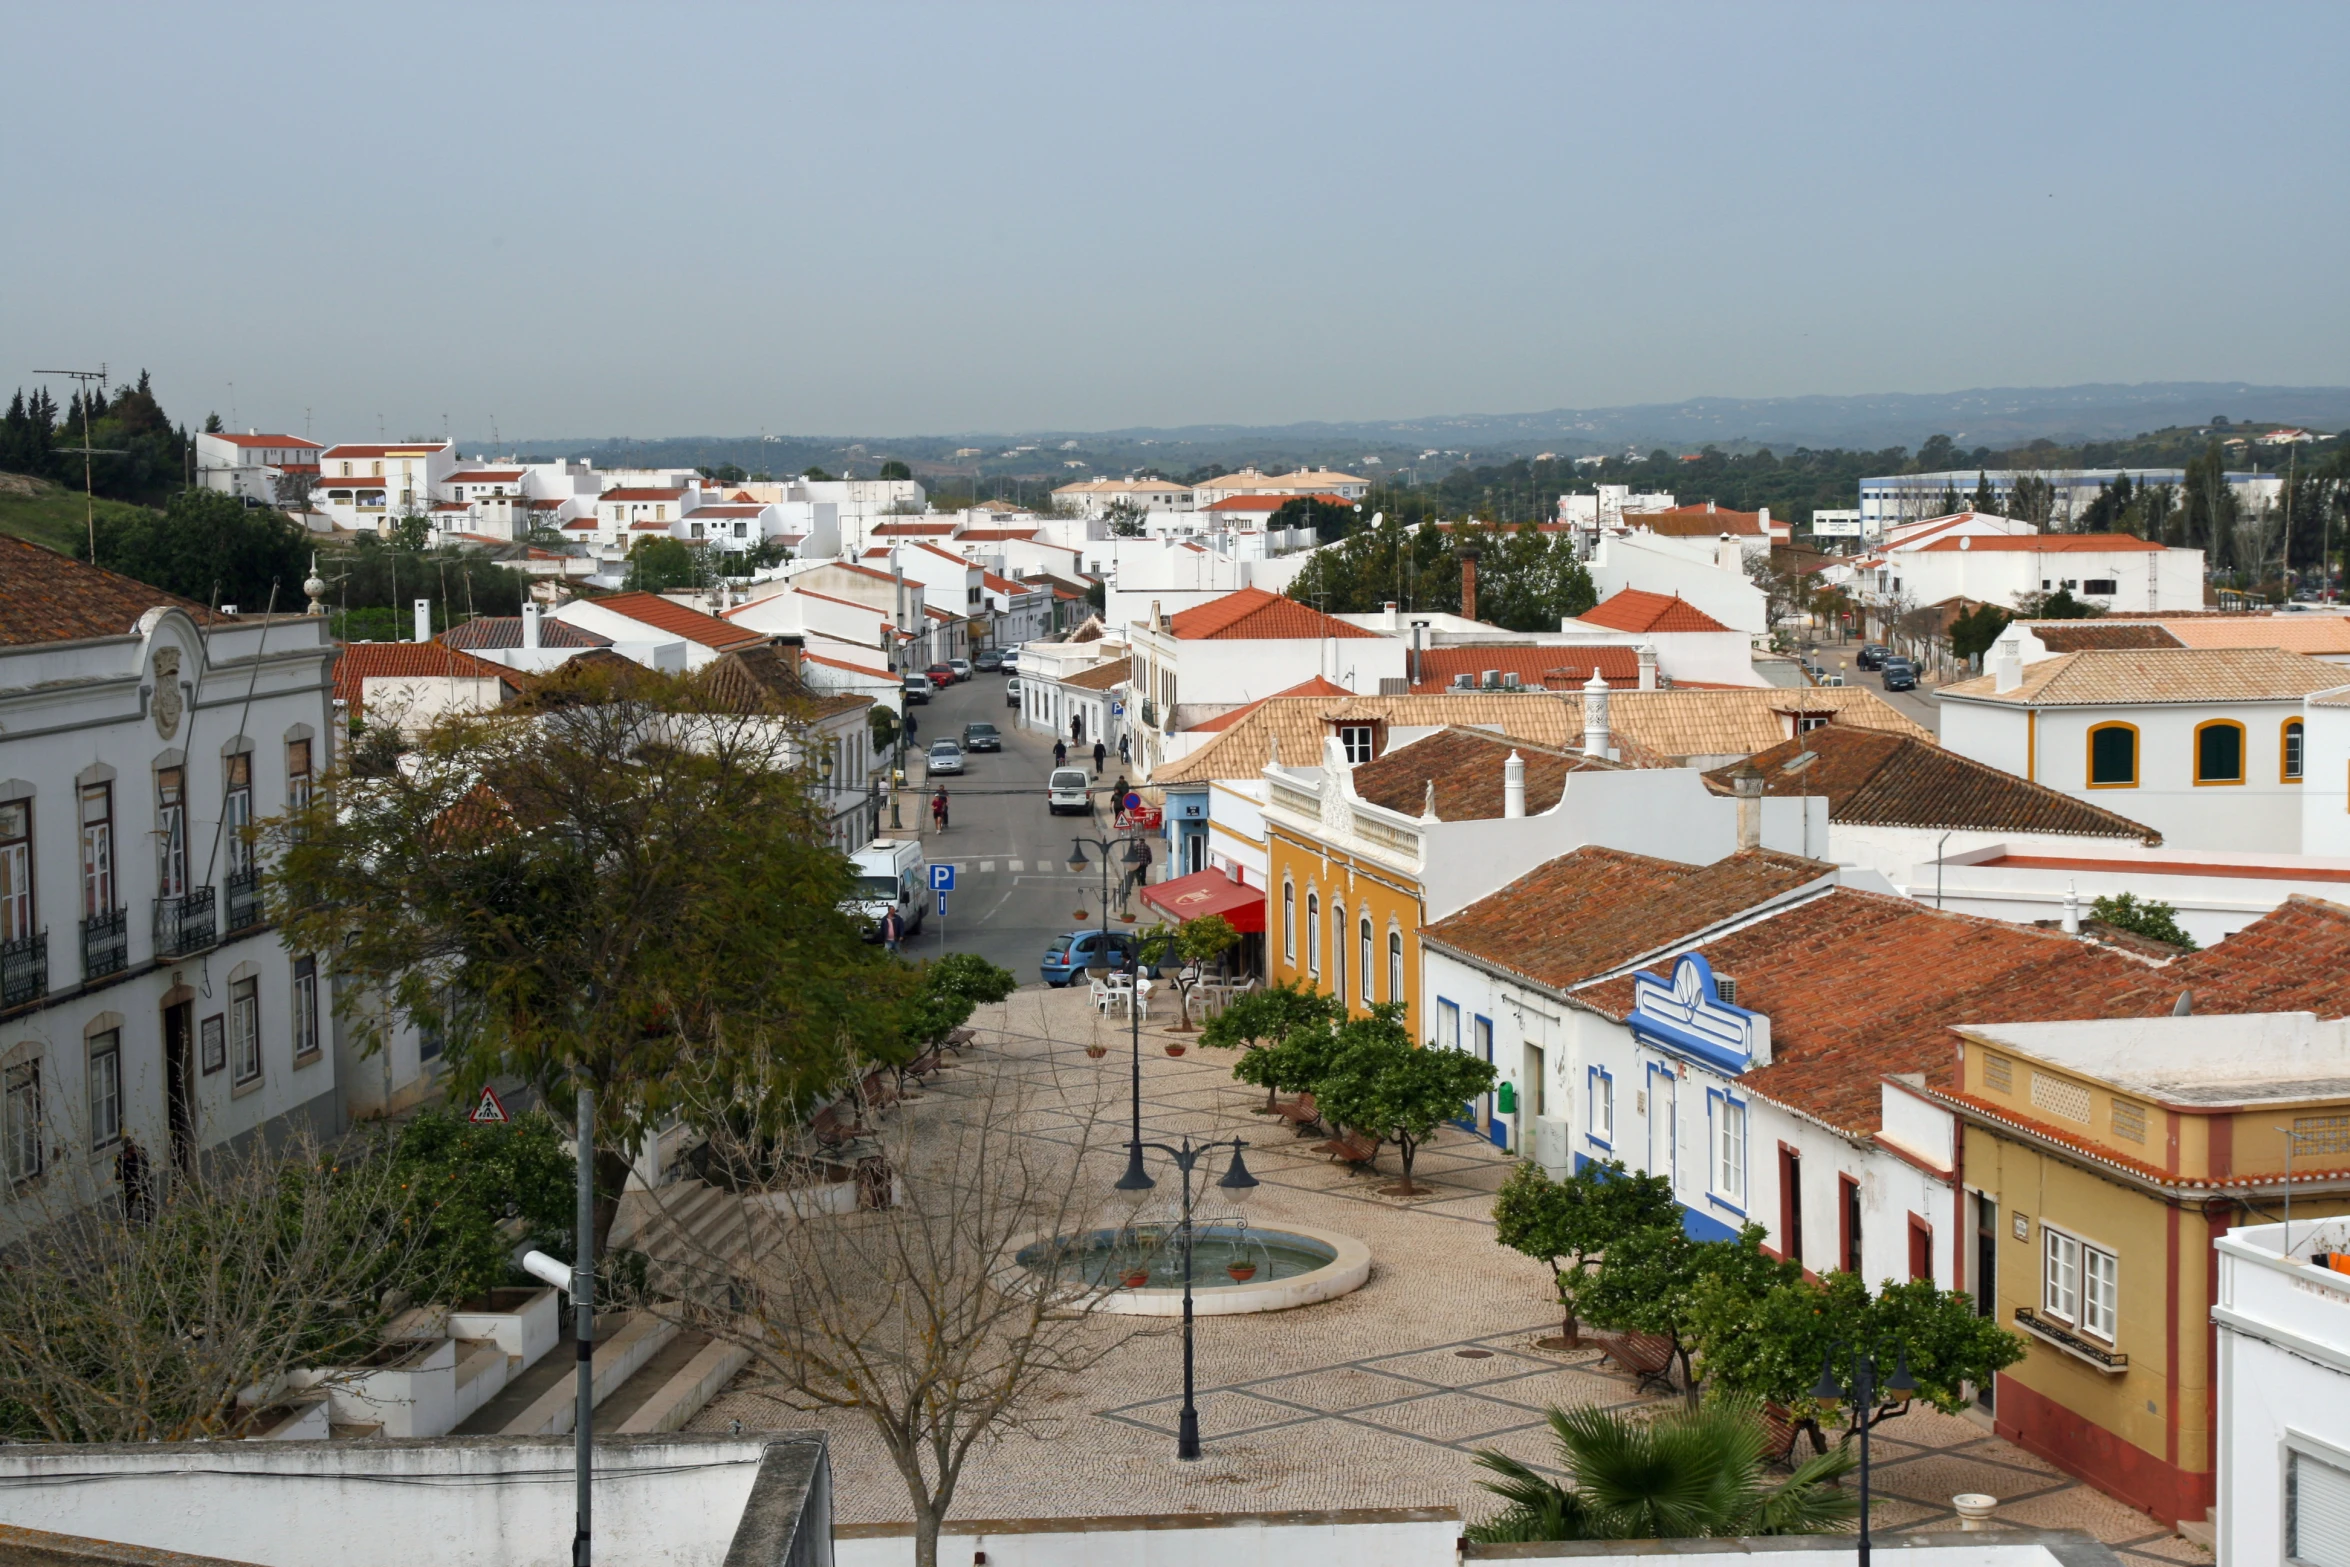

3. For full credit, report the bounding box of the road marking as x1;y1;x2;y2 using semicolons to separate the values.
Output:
980;861;995;873
1008;859;1024;873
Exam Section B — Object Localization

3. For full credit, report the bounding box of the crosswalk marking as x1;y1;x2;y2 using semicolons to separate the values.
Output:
980;861;995;873
1009;859;1024;873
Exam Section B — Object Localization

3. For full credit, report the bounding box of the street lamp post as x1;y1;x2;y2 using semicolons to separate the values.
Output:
1812;1340;1917;1567
1113;1134;1257;1460
1068;833;1155;1150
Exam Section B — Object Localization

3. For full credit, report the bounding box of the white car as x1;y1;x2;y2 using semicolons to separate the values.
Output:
1046;766;1091;815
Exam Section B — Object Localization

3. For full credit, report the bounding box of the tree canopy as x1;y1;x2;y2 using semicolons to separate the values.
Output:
1312;1004;1495;1191
81;487;310;610
1286;515;1596;630
1493;1159;1680;1341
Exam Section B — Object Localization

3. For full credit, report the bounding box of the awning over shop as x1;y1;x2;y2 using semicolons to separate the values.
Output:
1135;867;1265;933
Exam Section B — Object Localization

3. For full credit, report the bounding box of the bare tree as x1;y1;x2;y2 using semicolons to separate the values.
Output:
633;1017;1147;1567
0;1130;444;1442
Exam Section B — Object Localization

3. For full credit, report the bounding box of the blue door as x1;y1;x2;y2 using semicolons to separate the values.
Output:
1474;1016;1506;1149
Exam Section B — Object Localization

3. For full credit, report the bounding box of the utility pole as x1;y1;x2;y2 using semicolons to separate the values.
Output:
35;365;123;564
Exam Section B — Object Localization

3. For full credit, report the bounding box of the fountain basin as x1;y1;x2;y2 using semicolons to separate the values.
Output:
1011;1222;1369;1316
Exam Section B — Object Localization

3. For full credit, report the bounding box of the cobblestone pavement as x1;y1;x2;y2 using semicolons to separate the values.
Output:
695;984;2206;1561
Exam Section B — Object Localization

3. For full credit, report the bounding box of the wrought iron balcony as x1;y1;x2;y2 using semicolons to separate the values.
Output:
225;869;265;933
153;888;217;960
0;931;45;1008
81;909;129;981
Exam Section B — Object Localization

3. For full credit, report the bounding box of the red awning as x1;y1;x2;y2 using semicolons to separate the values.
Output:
1136;868;1265;933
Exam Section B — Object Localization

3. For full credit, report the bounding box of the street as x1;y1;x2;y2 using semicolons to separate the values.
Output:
1797;636;1941;733
893;670;1142;981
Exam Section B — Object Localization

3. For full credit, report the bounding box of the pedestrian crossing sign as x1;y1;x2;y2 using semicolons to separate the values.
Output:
469;1085;511;1125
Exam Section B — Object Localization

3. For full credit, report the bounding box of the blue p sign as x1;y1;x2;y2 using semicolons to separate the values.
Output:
929;863;956;892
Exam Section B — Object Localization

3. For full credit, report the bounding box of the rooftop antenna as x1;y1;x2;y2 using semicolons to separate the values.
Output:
378;412;386;440
304;406;312;440
228;380;237;430
35;364;124;563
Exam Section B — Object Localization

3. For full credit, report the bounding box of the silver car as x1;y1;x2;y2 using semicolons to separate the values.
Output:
927;740;965;775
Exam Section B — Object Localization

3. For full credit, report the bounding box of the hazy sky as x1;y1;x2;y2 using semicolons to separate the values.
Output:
7;1;2345;440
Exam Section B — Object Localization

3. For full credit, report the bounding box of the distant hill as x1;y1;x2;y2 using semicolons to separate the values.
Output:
510;381;2350;481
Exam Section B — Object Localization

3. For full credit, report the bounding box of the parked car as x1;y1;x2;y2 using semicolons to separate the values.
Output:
843;837;925;941
948;658;973;682
925;664;955;690
973;649;1004;673
1041;929;1139;988
1856;644;1891;671
999;649;1021;673
961;721;1001;752
901;674;931;705
1880;659;1919;692
1046;766;1092;815
1005;676;1022;708
927;740;965;775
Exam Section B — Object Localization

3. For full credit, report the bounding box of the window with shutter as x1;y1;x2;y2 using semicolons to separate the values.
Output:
2292;1449;2350;1567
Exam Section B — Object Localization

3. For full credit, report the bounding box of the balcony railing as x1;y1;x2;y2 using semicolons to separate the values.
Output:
0;931;46;1008
81;909;129;981
154;888;217;960
225;869;265;933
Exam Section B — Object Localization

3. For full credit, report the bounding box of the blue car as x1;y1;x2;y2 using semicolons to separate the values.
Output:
1041;929;1139;987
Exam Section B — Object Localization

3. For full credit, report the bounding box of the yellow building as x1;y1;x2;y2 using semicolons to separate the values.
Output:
1935;1012;2350;1531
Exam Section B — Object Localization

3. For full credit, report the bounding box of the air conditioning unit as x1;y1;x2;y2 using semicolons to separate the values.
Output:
1482;669;1501;690
1451;673;1474;690
1501;672;1521;691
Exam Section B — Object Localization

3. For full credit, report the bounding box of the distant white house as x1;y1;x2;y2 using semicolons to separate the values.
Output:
195;431;320;504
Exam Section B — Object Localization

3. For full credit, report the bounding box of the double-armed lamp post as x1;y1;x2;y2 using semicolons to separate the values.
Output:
1067;833;1154;1147
1114;1134;1257;1460
1812;1340;1916;1567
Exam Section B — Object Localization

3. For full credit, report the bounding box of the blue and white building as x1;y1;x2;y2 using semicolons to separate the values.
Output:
1857;469;2284;534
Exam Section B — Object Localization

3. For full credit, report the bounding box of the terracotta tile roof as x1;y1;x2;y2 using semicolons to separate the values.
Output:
868;523;956;535
688;504;766;518
578;591;765;651
451;470;524;484
1150;686;1930;782
1350;729;1622;819
1061;658;1131;692
1424;847;1834;992
319;443;451;460
438;616;611;651
980;571;1030;595
2158;616;2350;656
1187;677;1351;735
1574;887;2155;1135
701;645;871;721
1166;587;1381;640
1629;504;1771;537
630;520;672;531
956;528;1040;542
1410;644;1644;693
1576;589;1732;634
600;487;688;502
1915;532;2164;553
2025;622;2185;652
1701;727;2160;843
0;534;223;645
2136;895;2350;1016
1202;491;1353;513
209;433;320;449
1941;646;2347;705
332;641;530;718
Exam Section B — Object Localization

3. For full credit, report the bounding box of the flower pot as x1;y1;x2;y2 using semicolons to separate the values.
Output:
1163;1042;1186;1057
1085;1044;1108;1059
1226;1263;1257;1283
1122;1268;1150;1289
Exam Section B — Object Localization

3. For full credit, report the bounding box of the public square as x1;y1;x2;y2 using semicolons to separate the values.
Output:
695;981;2212;1564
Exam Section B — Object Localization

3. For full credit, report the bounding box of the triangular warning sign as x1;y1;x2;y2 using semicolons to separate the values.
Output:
468;1085;510;1124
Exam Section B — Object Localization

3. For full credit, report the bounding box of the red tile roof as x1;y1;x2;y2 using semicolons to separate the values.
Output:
956;528;1040;541
1202;492;1352;513
1166;587;1382;640
688;505;765;517
1576;589;1733;635
208;433;320;450
600;487;687;502
319;442;451;460
1187;677;1352;734
1631;504;1772;536
577;592;765;651
1424;847;1834;992
1409;644;1644;694
981;571;1029;595
1915;533;2165;553
451;470;524;484
1700;727;2160;843
438;617;611;651
1349;728;1621;819
0;535;225;645
332;641;529;717
868;523;956;535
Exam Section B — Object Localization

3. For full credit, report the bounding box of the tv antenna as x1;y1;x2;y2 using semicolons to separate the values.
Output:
34;364;125;563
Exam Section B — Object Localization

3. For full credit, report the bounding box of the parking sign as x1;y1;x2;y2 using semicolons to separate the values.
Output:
929;863;956;892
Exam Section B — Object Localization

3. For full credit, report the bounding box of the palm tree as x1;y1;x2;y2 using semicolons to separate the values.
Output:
1466;1398;1859;1542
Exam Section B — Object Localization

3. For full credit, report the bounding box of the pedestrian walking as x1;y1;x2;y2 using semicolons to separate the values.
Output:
1053;738;1067;767
117;1134;151;1225
1091;739;1106;775
1117;732;1130;765
1070;714;1084;743
931;788;949;831
1110;774;1130;826
903;708;918;741
880;906;905;954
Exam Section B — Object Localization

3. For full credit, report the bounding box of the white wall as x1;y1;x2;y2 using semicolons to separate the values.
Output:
1913;843;2350;948
1587;532;1767;635
838;1510;1459;1567
2216;1220;2350;1567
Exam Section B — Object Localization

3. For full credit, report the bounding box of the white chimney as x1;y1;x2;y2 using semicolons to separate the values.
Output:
413;597;432;643
1636;643;1658;691
2061;882;2081;935
522;602;542;650
1582;673;1612;760
1382;600;1400;631
1503;751;1526;818
1992;632;2023;694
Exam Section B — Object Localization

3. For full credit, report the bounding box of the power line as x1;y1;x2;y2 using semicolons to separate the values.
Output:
33;364;124;563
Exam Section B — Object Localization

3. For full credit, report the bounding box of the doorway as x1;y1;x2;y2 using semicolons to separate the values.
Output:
1471;1016;1500;1148
162;1000;194;1173
1647;1065;1677;1192
1973;1193;1999;1413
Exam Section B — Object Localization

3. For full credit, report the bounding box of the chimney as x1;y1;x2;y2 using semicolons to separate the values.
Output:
2061;881;2081;935
1382;600;1400;631
1503;751;1526;818
1991;632;2023;694
1730;761;1765;850
413;597;432;643
1582;672;1611;760
1459;549;1480;623
1636;643;1657;691
521;602;542;650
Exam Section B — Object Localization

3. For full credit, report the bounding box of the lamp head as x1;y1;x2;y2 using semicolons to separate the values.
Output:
1066;841;1090;875
1114;1143;1155;1192
1811;1352;1843;1403
1885;1348;1918;1397
1217;1144;1259;1195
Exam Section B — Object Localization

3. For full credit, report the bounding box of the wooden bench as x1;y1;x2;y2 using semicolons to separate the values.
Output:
859;1066;899;1110
1590;1330;1679;1396
1759;1402;1804;1470
943;1026;976;1055
1314;1128;1380;1171
904;1043;944;1080
1270;1092;1322;1136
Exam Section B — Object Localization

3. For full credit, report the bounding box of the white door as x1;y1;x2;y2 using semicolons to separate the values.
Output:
1648;1066;1677;1192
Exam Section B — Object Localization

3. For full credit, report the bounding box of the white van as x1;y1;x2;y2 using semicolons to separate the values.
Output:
1046;767;1092;816
844;837;926;941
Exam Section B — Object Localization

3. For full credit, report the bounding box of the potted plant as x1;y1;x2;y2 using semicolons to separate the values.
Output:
1164;1040;1187;1057
1226;1261;1257;1283
1123;1265;1151;1288
1085;1042;1109;1059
